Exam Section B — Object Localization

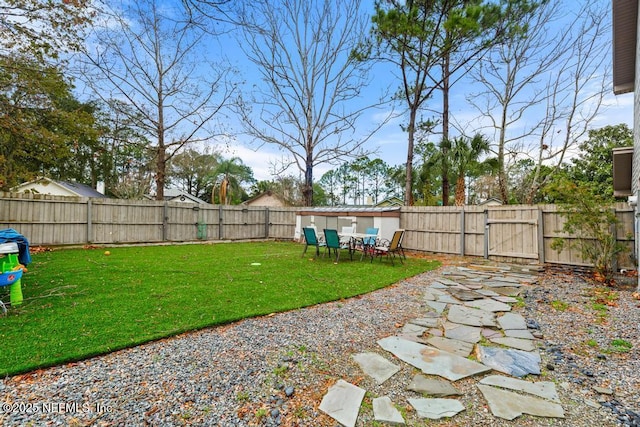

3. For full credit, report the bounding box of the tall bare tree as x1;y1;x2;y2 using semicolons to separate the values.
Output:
77;0;236;199
236;0;389;206
369;0;533;205
466;1;610;203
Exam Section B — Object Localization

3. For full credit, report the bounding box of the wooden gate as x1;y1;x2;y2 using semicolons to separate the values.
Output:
486;206;541;261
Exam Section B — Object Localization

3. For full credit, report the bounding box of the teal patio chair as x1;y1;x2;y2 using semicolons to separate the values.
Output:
301;227;325;258
324;229;353;262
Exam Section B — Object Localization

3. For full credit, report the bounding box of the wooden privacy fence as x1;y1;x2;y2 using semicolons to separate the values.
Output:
400;204;636;268
0;192;297;245
0;192;635;268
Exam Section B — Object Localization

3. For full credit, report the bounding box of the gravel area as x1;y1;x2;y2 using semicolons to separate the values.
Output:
0;257;639;426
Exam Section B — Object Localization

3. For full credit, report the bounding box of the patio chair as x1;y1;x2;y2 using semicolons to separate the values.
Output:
324;229;353;262
372;229;405;265
301;227;325;258
339;226;354;245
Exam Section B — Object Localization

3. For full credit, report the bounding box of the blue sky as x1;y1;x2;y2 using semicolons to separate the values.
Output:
81;0;633;183
206;0;633;182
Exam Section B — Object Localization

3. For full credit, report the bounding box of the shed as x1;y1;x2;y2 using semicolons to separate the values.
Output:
295;207;401;241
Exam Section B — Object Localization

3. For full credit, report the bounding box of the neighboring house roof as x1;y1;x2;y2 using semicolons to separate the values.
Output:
163;189;208;204
11;177;107;198
242;191;288;207
479;197;503;206
375;197;404;207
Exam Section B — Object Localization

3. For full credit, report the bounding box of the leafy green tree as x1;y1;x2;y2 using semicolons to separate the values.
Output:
168;148;220;202
450;134;494;206
1;0;93;60
0;55;97;189
318;170;341;207
564;124;633;201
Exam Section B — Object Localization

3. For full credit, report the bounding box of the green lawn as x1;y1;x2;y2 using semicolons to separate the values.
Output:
0;241;440;376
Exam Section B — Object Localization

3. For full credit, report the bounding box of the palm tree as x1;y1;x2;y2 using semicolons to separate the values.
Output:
211;157;255;205
450;134;494;206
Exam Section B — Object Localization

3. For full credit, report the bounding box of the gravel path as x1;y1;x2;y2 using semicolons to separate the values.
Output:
0;257;639;426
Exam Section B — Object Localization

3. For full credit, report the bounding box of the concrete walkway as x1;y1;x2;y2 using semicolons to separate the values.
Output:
319;263;565;426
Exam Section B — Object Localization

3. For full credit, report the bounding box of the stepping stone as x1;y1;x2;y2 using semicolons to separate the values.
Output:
490;337;537;351
408;398;465;419
447;305;496;327
352;352;401;385
426;336;474;357
448;288;485;301
477;384;564;420
429;282;449;289
476;289;500;297
426;300;447;314
437;278;461;286
464;299;511;312
408;374;462;397
476;345;541;377
409;317;440;328
493;296;519;304
373;396;405;425
443;321;482;344
319;379;366;427
504;329;535;340
479;375;561;402
490;286;523;296
378;336;490;381
489;276;521;284
425;288;448;300
402;323;427;336
461;282;483;290
497;313;528;330
437;294;463;305
482;328;503;340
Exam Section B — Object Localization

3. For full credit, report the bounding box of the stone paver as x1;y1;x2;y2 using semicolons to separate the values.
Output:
497;312;528;330
408;398;465;419
479;375;561;403
320;264;566;426
426;335;474;357
443;321;482;343
490;336;537;351
319;379;366;427
447;304;496;327
408;374;461;397
477;384;565;420
476;345;541;377
373;396;405;425
378;336;490;381
352;352;400;385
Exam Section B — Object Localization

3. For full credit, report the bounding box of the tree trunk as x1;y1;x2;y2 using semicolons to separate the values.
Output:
441;50;450;206
405;108;417;206
455;175;465;206
303;155;313;207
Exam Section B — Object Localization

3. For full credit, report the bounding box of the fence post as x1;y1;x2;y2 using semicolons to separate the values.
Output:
484;209;489;259
537;207;545;263
218;205;224;240
162;202;168;241
265;207;270;238
87;199;93;244
460;208;465;256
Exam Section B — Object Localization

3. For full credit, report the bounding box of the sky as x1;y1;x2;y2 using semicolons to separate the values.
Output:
78;0;634;184
202;0;633;183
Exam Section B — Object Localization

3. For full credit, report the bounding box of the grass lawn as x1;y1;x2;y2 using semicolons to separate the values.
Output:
0;241;440;376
